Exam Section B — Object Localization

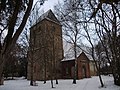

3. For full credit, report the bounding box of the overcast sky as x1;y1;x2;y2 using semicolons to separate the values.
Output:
40;0;62;12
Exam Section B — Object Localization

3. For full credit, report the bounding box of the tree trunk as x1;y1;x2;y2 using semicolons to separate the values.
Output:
51;78;54;88
98;70;104;87
50;52;54;88
92;54;104;87
73;59;77;84
54;53;58;84
73;43;77;84
56;78;58;84
50;62;54;88
30;63;34;86
43;47;46;84
43;61;46;84
55;68;58;84
0;54;5;85
0;64;4;85
113;58;120;86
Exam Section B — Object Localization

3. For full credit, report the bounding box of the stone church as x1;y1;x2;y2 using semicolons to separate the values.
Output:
27;9;95;81
27;9;64;80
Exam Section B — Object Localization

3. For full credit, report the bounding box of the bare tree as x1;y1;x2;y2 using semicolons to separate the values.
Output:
18;1;47;85
88;0;120;85
54;0;83;84
82;22;104;87
0;0;34;85
28;24;38;86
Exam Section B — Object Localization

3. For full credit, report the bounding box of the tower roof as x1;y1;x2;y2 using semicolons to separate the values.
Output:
31;9;61;28
38;9;60;24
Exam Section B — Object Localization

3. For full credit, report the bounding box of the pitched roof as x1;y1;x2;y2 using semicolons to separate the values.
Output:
37;9;60;24
31;9;61;28
61;51;91;62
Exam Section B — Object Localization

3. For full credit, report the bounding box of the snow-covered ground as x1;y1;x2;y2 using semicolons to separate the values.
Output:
0;75;120;90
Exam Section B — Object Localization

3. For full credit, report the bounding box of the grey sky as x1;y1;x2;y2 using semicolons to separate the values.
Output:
40;0;61;12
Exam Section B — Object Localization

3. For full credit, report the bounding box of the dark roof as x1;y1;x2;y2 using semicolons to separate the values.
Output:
31;9;61;28
39;9;60;23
